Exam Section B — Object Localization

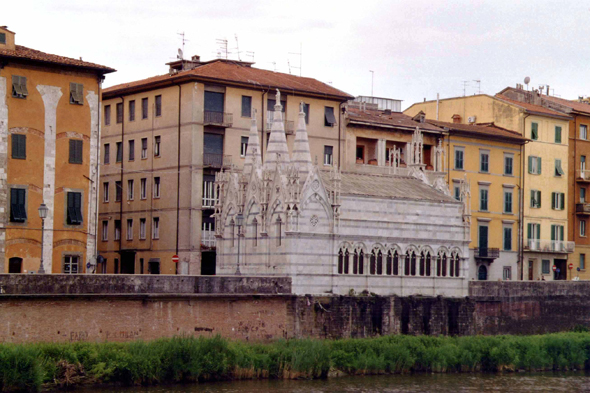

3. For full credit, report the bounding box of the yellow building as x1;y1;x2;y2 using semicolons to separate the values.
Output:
405;94;573;280
99;56;352;275
0;26;115;273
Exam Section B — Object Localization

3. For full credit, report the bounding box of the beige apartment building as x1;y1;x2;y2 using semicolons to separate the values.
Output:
99;56;352;275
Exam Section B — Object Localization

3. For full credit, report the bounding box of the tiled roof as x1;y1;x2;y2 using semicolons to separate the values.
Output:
0;45;115;73
346;107;445;133
425;119;528;143
104;59;352;99
495;94;570;118
319;171;458;203
502;87;590;115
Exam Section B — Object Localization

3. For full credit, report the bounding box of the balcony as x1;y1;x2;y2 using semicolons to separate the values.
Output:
203;153;232;168
204;111;233;127
576;169;590;182
576;203;590;215
525;239;575;253
474;248;500;260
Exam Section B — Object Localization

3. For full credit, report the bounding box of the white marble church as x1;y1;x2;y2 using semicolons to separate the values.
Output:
214;91;471;297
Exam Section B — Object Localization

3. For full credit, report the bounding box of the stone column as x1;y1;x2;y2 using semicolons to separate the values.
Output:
0;77;8;272
377;139;386;167
37;85;63;273
86;90;99;271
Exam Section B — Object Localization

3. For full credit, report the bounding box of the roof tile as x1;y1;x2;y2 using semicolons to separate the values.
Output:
425;119;528;142
347;107;444;133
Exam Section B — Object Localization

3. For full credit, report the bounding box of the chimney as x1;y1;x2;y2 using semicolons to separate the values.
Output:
546;85;550;96
452;114;461;124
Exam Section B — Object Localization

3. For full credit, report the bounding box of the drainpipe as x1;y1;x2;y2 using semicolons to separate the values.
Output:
118;96;125;261
261;89;267;162
338;101;345;169
94;76;104;272
175;84;182;273
520;113;530;280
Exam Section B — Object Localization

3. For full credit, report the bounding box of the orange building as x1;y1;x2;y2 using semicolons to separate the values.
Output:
0;26;114;273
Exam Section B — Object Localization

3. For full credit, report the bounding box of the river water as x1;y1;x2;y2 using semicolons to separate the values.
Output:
77;372;590;392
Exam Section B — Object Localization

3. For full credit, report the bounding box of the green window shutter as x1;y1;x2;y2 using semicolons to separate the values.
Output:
551;192;556;209
560;225;564;241
527;223;532;240
561;193;565;210
12;134;26;159
74;193;83;223
555;126;562;143
528;156;533;174
537;157;542;174
530;190;535;207
538;191;541;208
550;225;555;241
20;76;28;96
69;140;76;163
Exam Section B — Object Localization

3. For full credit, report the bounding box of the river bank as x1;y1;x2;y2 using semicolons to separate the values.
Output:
2;332;590;392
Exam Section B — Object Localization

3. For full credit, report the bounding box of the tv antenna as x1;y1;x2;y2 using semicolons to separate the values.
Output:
288;43;302;77
473;80;481;94
216;38;228;59
177;32;188;59
245;51;255;62
462;80;470;97
287;59;292;74
233;34;242;61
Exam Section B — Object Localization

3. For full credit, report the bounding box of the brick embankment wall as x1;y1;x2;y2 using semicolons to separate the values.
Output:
469;281;590;335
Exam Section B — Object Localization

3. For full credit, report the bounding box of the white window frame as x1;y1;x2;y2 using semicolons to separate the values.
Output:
103;182;109;202
581;124;588;140
153;177;160;198
503;189;513;214
479;186;489;211
140;178;147;200
140;218;146;240
454;147;465;170
152;217;160;239
324;145;333;166
479;150;490;173
504;153;514;176
203;178;216;208
127;179;134;201
126;219;133;240
240;136;248;158
102;220;108;241
63;255;80;274
581;220;587;237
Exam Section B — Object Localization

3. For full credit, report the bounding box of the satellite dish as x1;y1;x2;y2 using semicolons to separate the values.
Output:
524;76;530;85
177;48;183;60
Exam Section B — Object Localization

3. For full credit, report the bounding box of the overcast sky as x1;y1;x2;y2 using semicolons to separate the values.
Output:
6;0;590;109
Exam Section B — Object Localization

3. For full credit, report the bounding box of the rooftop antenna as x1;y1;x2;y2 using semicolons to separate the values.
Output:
462;80;470;97
370;70;374;96
524;76;530;90
245;51;255;62
287;59;292;74
473;80;481;94
233;34;242;61
270;61;277;72
288;43;302;77
177;32;188;59
216;38;228;59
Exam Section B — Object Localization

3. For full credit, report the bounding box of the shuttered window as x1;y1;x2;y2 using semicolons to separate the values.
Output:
324;106;336;126
503;227;512;251
241;96;252;117
531;122;538;140
142;98;148;119
555;126;562;143
10;188;27;222
11;134;26;159
555;159;564;176
66;192;83;225
155;95;162;117
128;140;135;161
551;192;565;210
129;100;135;121
104;105;111;126
11;75;28;98
528;156;542;174
116;142;122;163
104;144;110;164
69;139;83;164
116;103;123;124
69;82;84;105
530;190;542;208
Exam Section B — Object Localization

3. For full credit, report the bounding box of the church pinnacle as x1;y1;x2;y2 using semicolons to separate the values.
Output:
263;89;290;171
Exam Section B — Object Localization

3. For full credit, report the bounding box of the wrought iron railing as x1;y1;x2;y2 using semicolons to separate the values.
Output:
474;248;500;259
203;153;231;168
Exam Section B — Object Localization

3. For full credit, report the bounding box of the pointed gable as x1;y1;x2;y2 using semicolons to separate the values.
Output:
263;89;291;172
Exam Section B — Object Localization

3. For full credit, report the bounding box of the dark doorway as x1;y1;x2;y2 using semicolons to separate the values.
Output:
148;259;160;274
120;251;136;274
201;251;216;275
479;226;489;252
8;257;22;273
528;260;534;281
555;259;567;280
478;265;488;281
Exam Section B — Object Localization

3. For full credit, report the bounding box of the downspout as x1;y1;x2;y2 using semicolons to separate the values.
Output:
118;96;125;264
261;90;267;162
175;84;182;274
573;116;577;261
338;102;345;169
446;131;451;184
520;113;530;280
94;76;104;272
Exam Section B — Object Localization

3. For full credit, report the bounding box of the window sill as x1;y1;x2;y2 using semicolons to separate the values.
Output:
454;168;465;171
503;174;514;177
11;157;26;160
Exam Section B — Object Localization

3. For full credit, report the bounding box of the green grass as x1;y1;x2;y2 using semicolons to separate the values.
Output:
3;333;590;391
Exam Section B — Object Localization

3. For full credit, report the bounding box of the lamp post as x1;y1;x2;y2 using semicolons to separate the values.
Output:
235;213;243;275
38;203;48;274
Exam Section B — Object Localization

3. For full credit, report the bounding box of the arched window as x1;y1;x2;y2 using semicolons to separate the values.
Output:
419;251;426;276
393;251;399;276
410;251;416;276
377;250;383;275
478;265;487;280
8;257;22;274
450;254;455;277
442;254;447;277
386;251;393;275
370;250;376;275
453;252;461;277
338;249;344;274
436;253;442;276
344;250;350;274
353;250;359;274
358;250;364;275
425;252;431;277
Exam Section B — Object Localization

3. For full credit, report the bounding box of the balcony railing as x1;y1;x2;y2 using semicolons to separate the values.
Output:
204;111;233;127
526;239;575;253
576;203;590;215
576;169;590;181
266;111;295;134
474;248;500;259
203;153;232;168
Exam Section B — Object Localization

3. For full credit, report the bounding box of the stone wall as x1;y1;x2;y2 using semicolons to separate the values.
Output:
0;274;291;295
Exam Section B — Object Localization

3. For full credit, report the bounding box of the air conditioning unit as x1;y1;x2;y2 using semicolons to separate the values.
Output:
468;116;477;124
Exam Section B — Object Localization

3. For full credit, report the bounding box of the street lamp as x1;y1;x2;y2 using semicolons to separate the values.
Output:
38;203;48;274
235;213;244;275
